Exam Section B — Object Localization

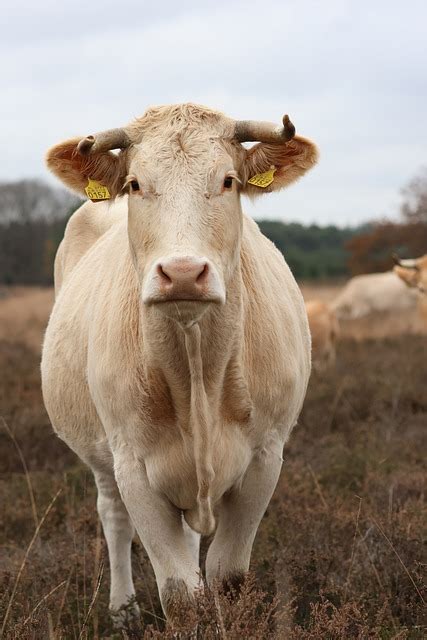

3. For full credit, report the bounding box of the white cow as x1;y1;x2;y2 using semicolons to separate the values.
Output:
331;271;418;320
41;103;318;624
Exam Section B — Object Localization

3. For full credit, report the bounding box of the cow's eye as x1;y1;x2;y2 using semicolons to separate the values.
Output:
223;176;233;190
130;180;140;192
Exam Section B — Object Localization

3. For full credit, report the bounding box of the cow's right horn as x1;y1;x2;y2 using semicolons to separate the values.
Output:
77;128;131;156
234;114;296;143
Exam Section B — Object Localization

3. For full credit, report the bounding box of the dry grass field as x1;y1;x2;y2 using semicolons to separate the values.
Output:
0;286;426;638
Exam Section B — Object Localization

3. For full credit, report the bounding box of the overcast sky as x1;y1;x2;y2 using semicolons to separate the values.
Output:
1;0;426;226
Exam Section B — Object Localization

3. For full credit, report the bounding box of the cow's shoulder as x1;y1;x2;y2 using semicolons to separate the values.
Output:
57;197;127;291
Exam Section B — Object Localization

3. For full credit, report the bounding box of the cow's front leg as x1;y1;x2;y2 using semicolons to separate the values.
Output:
93;469;139;626
183;515;201;566
206;438;283;589
114;450;201;621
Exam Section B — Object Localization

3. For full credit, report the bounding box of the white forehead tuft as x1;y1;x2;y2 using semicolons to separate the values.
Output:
127;103;236;144
126;104;245;182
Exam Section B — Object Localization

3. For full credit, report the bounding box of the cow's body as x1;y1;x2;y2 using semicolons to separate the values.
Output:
41;103;318;623
45;199;309;503
332;271;418;320
306;300;339;368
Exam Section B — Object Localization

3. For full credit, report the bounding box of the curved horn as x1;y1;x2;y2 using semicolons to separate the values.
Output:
393;255;419;270
77;128;131;156
235;114;296;143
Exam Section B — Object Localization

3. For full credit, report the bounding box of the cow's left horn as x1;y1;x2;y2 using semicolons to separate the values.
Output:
77;128;131;156
235;114;296;143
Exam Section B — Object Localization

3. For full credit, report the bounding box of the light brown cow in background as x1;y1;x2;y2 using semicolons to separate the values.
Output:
394;254;427;326
306;300;339;369
41;103;318;625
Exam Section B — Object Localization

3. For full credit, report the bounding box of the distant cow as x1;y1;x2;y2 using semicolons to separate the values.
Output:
306;300;339;368
41;103;318;624
331;271;418;320
394;254;427;325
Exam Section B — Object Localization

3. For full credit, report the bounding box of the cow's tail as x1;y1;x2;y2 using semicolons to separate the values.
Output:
183;324;216;536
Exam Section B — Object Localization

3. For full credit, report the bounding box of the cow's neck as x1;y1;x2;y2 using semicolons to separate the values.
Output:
140;266;252;430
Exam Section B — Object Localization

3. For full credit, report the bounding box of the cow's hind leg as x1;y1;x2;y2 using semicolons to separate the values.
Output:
93;469;139;626
205;437;283;591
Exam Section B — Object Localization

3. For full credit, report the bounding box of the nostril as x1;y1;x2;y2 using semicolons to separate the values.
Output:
157;264;172;284
196;263;209;284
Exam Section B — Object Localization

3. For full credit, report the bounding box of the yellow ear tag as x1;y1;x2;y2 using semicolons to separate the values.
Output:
248;167;276;188
85;179;111;201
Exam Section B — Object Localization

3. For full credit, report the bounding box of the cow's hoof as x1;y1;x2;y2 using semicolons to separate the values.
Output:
161;578;197;629
222;572;246;598
110;598;141;632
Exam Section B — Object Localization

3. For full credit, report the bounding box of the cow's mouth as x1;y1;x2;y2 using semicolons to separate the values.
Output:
147;298;219;325
145;293;224;305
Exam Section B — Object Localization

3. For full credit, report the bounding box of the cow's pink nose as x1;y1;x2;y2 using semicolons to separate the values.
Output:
157;257;209;291
143;255;226;306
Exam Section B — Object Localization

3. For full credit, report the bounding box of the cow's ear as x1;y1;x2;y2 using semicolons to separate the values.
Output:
241;136;318;197
46;138;128;198
394;265;419;288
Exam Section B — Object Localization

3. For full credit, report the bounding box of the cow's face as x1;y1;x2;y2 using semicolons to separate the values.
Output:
126;130;244;323
47;104;318;324
394;255;427;294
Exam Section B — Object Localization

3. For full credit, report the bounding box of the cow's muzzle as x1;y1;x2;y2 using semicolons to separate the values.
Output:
142;256;226;310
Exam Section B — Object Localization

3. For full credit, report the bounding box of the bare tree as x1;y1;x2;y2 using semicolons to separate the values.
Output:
0;179;81;284
0;179;78;224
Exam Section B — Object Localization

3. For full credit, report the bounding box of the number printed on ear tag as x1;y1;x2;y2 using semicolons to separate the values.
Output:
247;167;276;188
85;179;111;201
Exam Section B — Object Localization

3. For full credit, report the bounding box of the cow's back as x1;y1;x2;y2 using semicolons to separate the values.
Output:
332;272;418;318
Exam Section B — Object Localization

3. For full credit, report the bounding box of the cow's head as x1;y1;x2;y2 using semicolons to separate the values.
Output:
47;104;318;324
393;254;427;294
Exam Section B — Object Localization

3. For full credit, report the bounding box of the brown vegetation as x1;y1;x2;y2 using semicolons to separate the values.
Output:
346;221;427;276
0;288;426;638
0;288;54;353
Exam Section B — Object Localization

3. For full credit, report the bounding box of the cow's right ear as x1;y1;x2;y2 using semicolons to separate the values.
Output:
46;138;128;198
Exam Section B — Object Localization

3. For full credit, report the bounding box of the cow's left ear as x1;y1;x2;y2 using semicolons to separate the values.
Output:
241;136;319;196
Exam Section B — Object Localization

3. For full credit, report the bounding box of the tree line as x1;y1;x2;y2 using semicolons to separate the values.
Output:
1;170;426;285
0;180;80;285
